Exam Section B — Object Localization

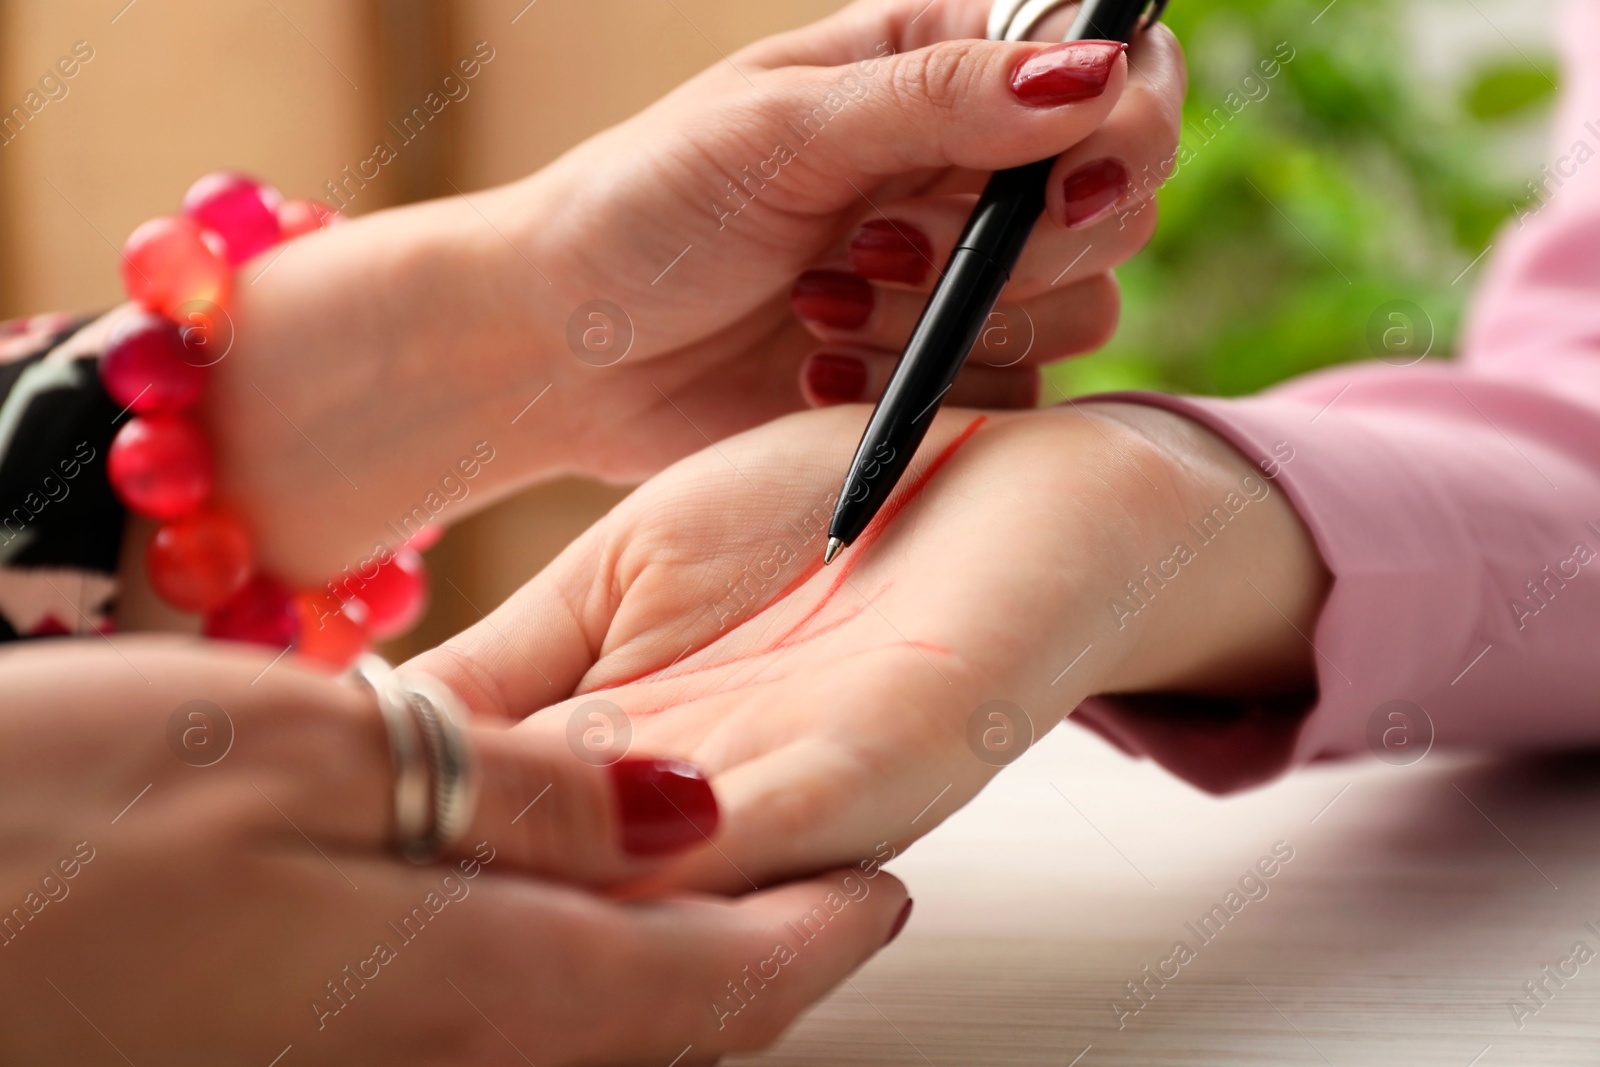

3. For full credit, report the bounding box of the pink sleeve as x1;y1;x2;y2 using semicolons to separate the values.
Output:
1070;0;1600;794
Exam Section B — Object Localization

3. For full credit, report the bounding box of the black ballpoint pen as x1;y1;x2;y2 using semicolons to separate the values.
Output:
823;0;1169;565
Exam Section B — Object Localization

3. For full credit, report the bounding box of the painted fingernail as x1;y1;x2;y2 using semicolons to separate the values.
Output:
849;220;935;286
1063;158;1132;228
1010;41;1126;108
610;758;719;857
885;899;914;946
805;352;869;406
792;269;875;331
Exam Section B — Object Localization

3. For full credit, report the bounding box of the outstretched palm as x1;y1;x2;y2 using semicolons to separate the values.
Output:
412;405;1167;890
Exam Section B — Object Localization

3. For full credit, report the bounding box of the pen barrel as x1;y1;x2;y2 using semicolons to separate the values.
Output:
829;246;1011;546
955;157;1054;266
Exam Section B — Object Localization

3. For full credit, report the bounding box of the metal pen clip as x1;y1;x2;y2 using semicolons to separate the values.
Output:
987;0;1168;42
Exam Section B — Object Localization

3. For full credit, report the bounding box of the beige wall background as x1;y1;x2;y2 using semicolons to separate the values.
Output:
0;0;843;654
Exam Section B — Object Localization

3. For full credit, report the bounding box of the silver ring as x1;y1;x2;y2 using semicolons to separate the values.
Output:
402;673;479;863
351;655;479;863
354;654;430;850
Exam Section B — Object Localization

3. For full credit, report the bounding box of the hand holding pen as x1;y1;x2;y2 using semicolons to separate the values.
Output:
821;0;1175;562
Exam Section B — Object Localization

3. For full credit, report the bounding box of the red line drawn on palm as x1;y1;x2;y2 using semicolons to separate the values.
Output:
591;416;989;715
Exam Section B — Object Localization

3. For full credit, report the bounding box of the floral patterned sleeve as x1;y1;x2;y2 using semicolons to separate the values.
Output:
0;312;124;640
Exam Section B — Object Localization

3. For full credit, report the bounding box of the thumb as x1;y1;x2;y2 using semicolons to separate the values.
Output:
426;679;726;886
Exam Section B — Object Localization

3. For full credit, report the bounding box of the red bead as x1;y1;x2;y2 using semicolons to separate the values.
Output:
147;511;253;613
293;590;369;671
121;215;232;319
277;199;338;239
182;172;284;266
100;312;206;415
344;547;429;640
204;574;299;648
107;415;213;519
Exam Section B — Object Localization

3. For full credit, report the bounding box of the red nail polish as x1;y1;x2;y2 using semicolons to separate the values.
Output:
1062;158;1131;228
610;758;719;857
848;219;934;286
792;270;874;331
1011;41;1126;108
885;899;914;946
806;352;869;406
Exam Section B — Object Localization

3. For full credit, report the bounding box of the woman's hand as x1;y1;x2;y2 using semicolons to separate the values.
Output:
503;0;1185;472
189;0;1184;580
408;403;1327;892
0;639;908;1065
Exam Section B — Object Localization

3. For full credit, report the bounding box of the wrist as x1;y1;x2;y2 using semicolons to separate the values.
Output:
1072;401;1329;699
202;184;572;582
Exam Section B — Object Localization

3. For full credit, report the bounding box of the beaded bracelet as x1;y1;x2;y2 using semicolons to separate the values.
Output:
100;172;429;669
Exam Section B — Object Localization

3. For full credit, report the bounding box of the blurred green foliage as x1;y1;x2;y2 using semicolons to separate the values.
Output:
1047;0;1560;400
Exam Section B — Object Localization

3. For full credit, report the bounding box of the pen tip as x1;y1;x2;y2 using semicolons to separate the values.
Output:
824;537;844;566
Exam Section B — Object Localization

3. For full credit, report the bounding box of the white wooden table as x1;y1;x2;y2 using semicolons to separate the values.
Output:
734;723;1600;1066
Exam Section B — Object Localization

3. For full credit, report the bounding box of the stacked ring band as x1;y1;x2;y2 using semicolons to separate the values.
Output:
354;654;479;863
